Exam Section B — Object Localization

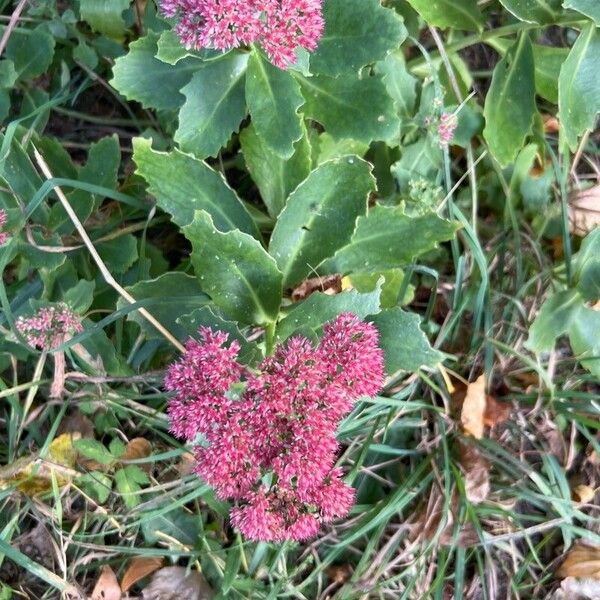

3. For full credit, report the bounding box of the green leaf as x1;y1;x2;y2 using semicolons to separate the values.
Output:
558;23;600;151
310;0;407;76
73;439;114;465
177;305;262;364
369;308;443;373
50;134;121;232
246;50;304;159
97;235;139;274
322;206;460;275
316;134;369;164
498;0;562;23
269;156;375;288
62;280;95;314
391;137;442;193
240;122;311;218
405;0;484;31
569;305;600;377
276;285;382;341
298;73;400;144
483;33;536;166
0;60;17;89
563;0;600;25
533;45;569;104
133;137;260;237
175;53;248;159
525;289;580;352
79;472;112;504
142;509;201;546
156;30;200;64
376;51;418;118
183;211;283;324
574;229;600;301
118;273;210;341
350;270;415;308
111;32;198;111
5;28;55;81
115;465;149;509
79;0;130;38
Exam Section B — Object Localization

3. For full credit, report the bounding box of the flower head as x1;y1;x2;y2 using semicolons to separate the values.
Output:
165;314;384;542
438;112;458;146
16;304;83;350
160;0;323;69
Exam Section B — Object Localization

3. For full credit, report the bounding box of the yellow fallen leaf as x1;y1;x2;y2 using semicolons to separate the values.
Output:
0;432;80;495
572;484;595;504
558;543;600;579
460;375;486;439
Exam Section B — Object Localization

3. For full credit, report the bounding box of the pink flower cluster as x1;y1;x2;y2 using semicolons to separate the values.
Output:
160;0;324;69
16;304;83;351
438;112;458;146
165;313;384;542
0;209;9;245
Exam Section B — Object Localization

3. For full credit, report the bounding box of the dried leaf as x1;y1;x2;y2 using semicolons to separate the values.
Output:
569;184;600;236
58;410;95;439
560;576;600;599
141;566;214;600
92;565;121;600
460;375;486;439
0;433;80;494
176;452;196;477
15;522;55;570
558;543;600;580
458;441;490;504
291;274;342;302
324;564;353;585
483;395;512;427
123;438;152;462
543;114;560;133
572;484;596;504
121;557;163;592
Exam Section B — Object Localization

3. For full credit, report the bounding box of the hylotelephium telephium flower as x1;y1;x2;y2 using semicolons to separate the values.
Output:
160;0;324;69
165;313;385;542
16;304;83;351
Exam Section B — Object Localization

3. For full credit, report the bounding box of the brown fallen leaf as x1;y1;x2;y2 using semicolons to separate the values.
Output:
558;543;600;580
483;395;512;427
92;565;121;600
121;557;164;593
122;438;152;473
569;184;600;236
543;114;560;134
291;274;342;302
460;375;486;439
141;566;214;600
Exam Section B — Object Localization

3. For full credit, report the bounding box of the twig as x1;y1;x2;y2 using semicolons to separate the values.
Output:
33;147;186;353
0;0;28;57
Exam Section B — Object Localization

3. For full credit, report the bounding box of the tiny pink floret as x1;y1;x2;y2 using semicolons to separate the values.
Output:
160;0;324;69
165;313;385;542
